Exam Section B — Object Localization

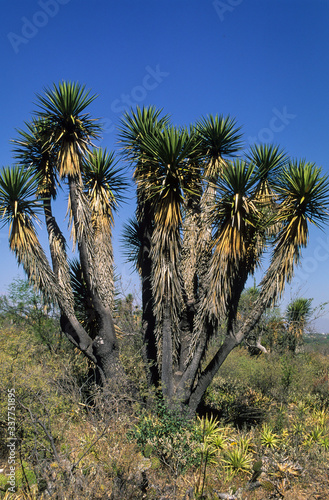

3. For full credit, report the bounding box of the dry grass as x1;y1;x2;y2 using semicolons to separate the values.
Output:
1;325;329;499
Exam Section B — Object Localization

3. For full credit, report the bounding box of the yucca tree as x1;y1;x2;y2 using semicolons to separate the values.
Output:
3;89;329;413
285;297;313;352
118;106;170;386
208;160;261;322
34;81;100;287
185;159;329;412
176;147;283;406
121;106;329;411
1;82;128;383
33;81;124;380
136;125;201;397
211;146;289;332
195;115;243;295
177;158;268;407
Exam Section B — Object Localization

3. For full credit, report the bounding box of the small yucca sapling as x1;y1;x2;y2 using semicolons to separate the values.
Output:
236;433;255;454
211;432;229;451
221;445;253;474
196;415;230;458
303;425;324;447
313;408;328;428
196;414;223;441
260;423;280;449
292;420;304;437
195;414;230;497
221;432;256;477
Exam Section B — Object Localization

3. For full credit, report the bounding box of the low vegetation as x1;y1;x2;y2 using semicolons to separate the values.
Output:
1;283;329;499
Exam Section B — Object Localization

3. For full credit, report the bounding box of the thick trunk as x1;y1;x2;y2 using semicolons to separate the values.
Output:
179;197;199;371
197;182;217;298
60;311;124;384
68;176;115;332
93;228;114;311
140;215;159;386
226;261;249;335
92;327;124;383
175;319;210;404
178;316;193;372
161;302;174;399
68;175;95;296
67;175;123;381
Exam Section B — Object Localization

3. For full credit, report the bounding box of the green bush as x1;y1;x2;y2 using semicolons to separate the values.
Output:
130;399;201;473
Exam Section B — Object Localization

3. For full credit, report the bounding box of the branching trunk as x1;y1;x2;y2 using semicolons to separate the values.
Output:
187;334;238;412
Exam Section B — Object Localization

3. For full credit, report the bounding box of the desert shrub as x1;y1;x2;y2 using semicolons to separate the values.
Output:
203;374;271;428
130;399;201;474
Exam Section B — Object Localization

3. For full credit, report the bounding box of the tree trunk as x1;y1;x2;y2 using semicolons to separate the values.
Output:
187;334;238;413
185;292;273;412
161;301;174;400
67;174;124;382
140;217;159;386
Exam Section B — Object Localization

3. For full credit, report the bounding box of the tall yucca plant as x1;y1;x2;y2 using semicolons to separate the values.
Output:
2;82;128;384
137;125;201;397
209;159;261;316
188;159;262;369
194;115;243;302
31;81;123;381
185;159;329;412
118;106;170;386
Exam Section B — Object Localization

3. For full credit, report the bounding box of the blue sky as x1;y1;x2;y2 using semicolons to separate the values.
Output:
1;0;329;329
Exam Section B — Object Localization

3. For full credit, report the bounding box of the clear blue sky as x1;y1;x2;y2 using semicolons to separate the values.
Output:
1;0;329;329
